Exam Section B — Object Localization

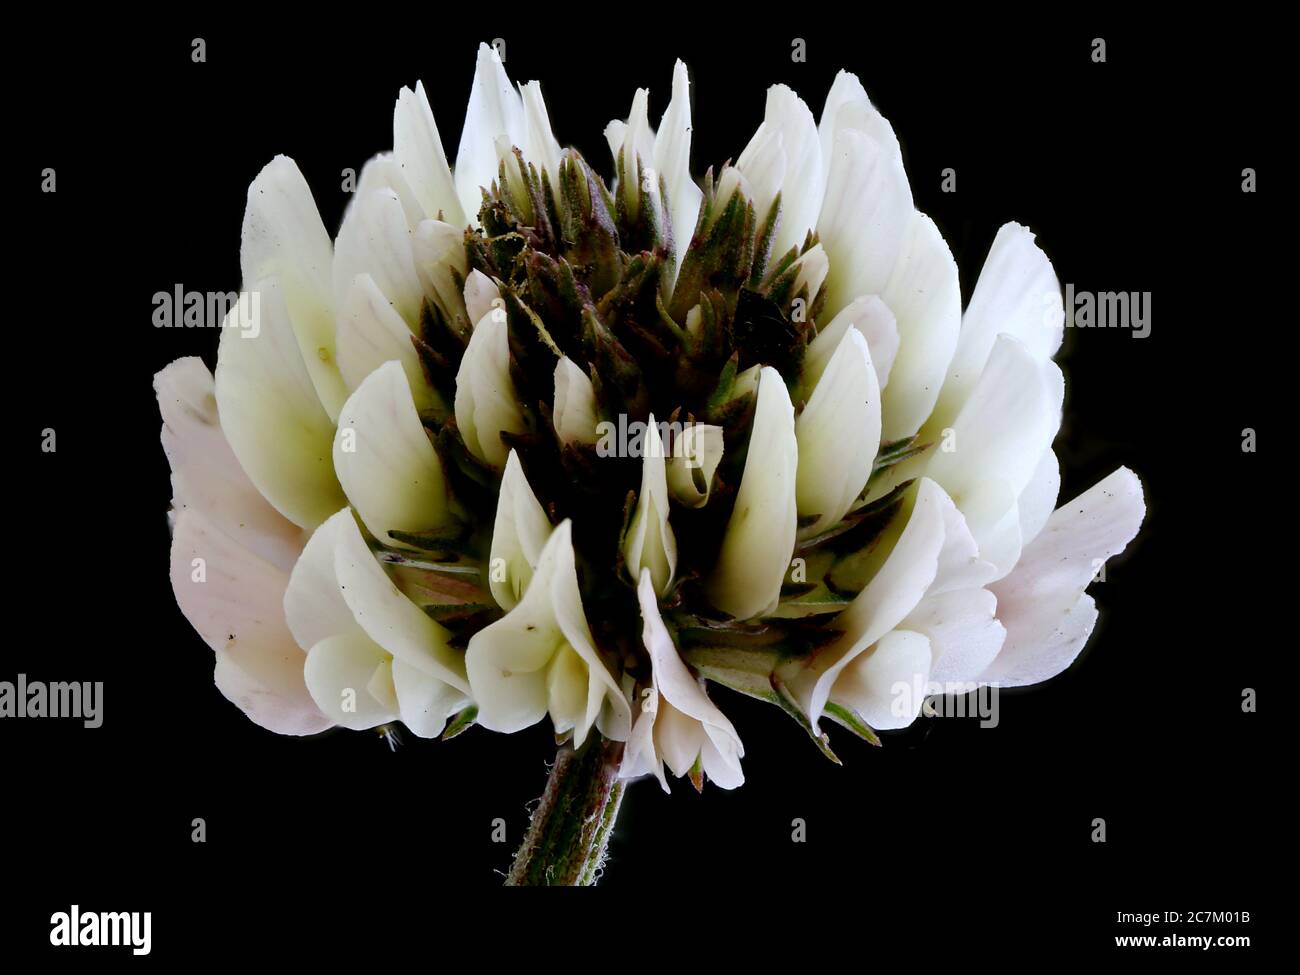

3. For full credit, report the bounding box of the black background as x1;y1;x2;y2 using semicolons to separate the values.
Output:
6;18;1279;960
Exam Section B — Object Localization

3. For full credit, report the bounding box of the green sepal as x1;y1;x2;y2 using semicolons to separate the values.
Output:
441;705;478;741
822;701;882;747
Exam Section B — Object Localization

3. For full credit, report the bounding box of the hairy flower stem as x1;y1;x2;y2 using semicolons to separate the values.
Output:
506;736;626;886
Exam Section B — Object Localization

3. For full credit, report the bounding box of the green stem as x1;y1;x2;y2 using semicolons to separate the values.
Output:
505;735;626;886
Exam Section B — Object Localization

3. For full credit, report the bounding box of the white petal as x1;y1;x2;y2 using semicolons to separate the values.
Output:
332;510;469;694
488;450;552;611
349;152;426;228
747;84;822;260
654;698;707;778
547;644;591;738
336;272;434;410
171;508;330;736
464;269;501;330
603;119;627;160
614;87;659;225
933;222;1063;430
553;356;599;445
624;415;677;595
1017;448;1061;548
790;243;829;303
803;295;898;395
879;212;962;441
240;155;346;420
215;277;346;530
304;630;398;730
709;165;753;230
332;186;424;326
983;467;1145;686
666;423;724;508
622;704;670;792
907;588;1005;687
467;521;631;743
832;629;932;731
519;80;562;181
705;367;798;620
816;129;913;319
394;81;465;227
793;478;950;729
155;357;303;573
412;218;469;322
653;60;703;294
453;311;526;469
818;71;900;186
454;43;523;226
333;360;451;547
735;123;786;228
796;328;880;535
925;336;1063;576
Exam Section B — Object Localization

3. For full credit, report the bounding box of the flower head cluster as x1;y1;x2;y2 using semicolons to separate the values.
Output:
157;44;1144;790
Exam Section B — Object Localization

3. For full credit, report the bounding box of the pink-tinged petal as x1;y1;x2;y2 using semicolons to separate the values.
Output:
155;356;303;573
982;467;1145;686
171;508;330;736
629;570;743;790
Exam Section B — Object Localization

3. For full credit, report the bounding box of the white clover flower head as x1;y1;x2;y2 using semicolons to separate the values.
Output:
157;45;1145;805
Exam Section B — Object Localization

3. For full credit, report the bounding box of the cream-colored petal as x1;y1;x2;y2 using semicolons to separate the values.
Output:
335;272;434;410
333;360;451;547
394;81;465;227
453;311;526;469
652;60;702;294
392;658;469;738
304;630;398;730
412;218;469;323
704;367;798;620
463;269;501;330
666;423;724;508
332;510;469;693
467;521;630;743
332;186;424;326
346;151;425;230
488;450;552;611
454;43;523;226
215;277;346;530
796;328;881;535
283;508;359;653
624;415;677;595
803;295;898;395
240;155;346;420
553;356;599;446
